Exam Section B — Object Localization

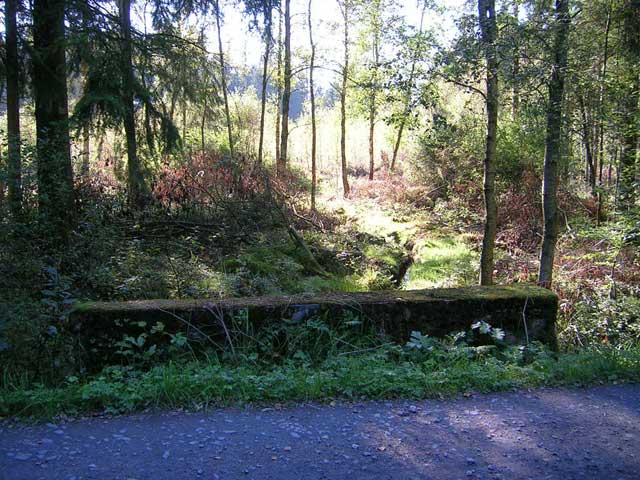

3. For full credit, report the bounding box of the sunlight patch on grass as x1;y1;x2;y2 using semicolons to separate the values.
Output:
327;198;418;243
357;209;417;243
404;236;478;289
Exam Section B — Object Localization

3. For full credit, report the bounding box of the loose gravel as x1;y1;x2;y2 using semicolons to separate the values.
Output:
1;384;638;480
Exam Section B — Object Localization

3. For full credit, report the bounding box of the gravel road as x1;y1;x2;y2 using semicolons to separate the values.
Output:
1;384;638;480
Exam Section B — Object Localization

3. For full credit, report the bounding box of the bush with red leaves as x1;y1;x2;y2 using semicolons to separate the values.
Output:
496;168;542;254
151;152;309;211
349;167;446;208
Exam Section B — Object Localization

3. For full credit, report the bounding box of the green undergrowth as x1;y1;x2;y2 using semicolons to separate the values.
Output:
2;343;638;419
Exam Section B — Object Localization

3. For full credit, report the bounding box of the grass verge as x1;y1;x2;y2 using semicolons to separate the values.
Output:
1;347;638;419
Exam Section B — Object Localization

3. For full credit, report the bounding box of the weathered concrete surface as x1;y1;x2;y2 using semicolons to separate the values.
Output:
1;384;638;480
71;285;557;368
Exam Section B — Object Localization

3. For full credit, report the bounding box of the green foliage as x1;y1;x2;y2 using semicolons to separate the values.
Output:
496;114;546;182
561;290;640;349
0;267;79;383
2;336;639;418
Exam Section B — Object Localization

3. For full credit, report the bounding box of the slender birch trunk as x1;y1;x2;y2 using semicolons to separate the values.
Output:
278;0;291;177
258;3;273;164
308;0;318;210
215;0;235;163
339;0;350;197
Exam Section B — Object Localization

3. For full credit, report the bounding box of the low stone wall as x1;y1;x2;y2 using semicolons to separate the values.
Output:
71;285;558;368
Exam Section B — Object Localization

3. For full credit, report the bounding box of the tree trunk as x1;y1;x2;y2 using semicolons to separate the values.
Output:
215;0;235;163
33;0;75;233
390;6;426;172
182;100;187;145
118;0;148;208
275;10;283;166
97;134;105;164
308;0;317;210
595;4;611;226
618;0;640;210
144;101;155;155
258;3;272;165
597;4;611;188
390;121;406;172
278;0;291;177
201;94;207;153
511;0;520;116
368;107;375;181
579;95;596;196
538;0;570;288
5;0;22;218
140;8;155;156
81;127;91;176
478;0;499;286
369;34;380;181
339;0;350;197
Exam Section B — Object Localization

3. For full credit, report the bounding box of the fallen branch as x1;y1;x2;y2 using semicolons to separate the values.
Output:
291;204;325;232
287;225;330;277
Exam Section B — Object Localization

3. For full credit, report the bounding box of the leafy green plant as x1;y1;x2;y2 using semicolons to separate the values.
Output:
470;320;506;344
405;331;439;351
2;345;639;418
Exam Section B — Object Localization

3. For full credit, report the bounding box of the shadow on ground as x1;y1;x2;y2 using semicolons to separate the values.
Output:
1;384;638;480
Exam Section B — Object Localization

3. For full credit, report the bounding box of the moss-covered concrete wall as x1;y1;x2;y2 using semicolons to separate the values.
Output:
71;285;558;368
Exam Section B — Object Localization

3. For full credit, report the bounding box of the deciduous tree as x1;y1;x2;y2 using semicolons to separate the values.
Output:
308;0;317;210
478;0;499;286
617;0;640;210
277;0;291;177
5;0;22;218
338;0;352;197
538;0;571;287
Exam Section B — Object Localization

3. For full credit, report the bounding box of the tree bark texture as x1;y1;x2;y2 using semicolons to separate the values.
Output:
368;26;380;181
339;0;350;197
275;10;283;166
618;0;640;210
5;0;22;218
215;0;235;164
278;0;291;177
478;0;499;286
119;0;148;208
538;0;570;288
258;3;272;165
33;0;75;231
308;0;317;210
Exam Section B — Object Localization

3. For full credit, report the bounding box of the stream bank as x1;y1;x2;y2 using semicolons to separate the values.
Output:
323;198;478;291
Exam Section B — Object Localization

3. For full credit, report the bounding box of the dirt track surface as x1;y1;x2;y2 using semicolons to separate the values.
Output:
1;384;639;480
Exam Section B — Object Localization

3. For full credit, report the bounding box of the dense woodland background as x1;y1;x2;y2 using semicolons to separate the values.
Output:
0;0;639;414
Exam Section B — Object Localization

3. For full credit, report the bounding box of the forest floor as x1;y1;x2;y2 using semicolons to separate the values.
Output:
313;195;478;291
1;383;638;480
